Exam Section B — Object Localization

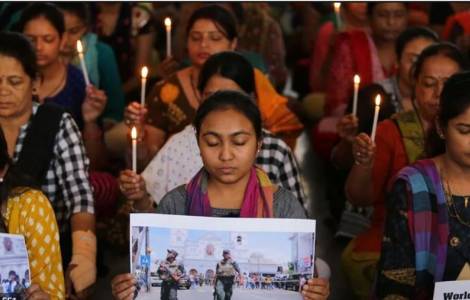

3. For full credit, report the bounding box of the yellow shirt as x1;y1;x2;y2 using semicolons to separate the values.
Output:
3;188;65;300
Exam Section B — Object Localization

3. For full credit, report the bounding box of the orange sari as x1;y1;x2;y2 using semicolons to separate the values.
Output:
255;69;304;148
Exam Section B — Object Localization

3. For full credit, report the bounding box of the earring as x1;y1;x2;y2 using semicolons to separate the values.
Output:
437;130;445;139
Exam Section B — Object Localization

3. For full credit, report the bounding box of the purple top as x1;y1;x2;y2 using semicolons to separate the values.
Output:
45;64;86;129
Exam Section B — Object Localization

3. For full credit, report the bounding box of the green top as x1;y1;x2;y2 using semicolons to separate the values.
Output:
97;40;125;122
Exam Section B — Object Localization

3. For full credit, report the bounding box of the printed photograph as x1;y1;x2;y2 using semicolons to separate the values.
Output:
130;214;315;300
0;233;31;300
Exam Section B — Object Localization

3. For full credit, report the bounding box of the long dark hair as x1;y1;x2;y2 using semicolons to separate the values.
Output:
197;51;255;96
0;31;37;80
411;42;468;103
426;72;470;157
55;2;91;27
412;42;468;81
186;5;237;41
395;26;439;60
16;2;65;37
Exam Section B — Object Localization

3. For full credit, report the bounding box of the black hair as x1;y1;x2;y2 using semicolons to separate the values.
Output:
193;90;262;140
186;5;237;41
0;31;37;79
227;3;244;24
412;42;469;81
55;2;90;26
367;2;407;17
395;27;439;59
16;2;65;37
426;72;470;156
198;51;255;96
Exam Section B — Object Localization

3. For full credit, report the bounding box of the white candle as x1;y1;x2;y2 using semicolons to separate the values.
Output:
352;74;361;116
131;127;138;173
164;17;172;58
140;66;148;107
371;95;381;142
334;3;342;29
76;40;90;86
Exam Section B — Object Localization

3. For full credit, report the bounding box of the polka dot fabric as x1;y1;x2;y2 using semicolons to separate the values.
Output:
3;188;65;299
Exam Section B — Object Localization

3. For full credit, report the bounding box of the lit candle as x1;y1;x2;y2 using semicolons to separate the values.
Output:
131;126;138;173
76;40;90;86
333;2;342;29
164;17;172;58
140;66;148;107
352;74;361;116
371;95;381;142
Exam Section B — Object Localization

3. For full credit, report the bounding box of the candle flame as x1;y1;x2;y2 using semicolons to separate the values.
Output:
76;40;83;53
131;127;138;140
164;17;172;27
334;2;341;11
375;94;382;106
141;66;148;79
354;74;360;84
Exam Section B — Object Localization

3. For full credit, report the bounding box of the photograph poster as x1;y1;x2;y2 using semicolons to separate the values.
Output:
0;233;31;300
130;214;316;300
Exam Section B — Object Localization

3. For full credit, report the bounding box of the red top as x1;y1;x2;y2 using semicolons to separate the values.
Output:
354;119;408;253
309;21;336;93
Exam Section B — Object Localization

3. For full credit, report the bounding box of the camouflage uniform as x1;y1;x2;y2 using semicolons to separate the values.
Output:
158;249;184;300
215;250;240;300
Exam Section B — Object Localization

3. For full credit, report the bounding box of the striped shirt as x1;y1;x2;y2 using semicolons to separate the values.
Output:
12;103;94;232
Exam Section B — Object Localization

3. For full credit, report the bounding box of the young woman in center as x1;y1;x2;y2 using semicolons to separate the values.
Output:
111;91;329;300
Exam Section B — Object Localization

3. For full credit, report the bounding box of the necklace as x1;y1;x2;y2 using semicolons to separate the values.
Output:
444;175;470;228
41;65;67;100
189;69;201;103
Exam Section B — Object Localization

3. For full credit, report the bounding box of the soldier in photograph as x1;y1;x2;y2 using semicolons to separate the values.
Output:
214;249;240;300
157;249;184;300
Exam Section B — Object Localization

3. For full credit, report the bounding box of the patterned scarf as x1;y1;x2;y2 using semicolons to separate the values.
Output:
186;167;274;218
395;159;449;286
393;109;425;163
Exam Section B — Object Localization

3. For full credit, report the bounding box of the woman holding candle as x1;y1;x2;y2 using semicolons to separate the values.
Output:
111;91;330;300
324;28;439;227
57;2;125;126
17;3;109;170
332;27;439;170
342;43;468;299
377;71;470;299
123;5;303;166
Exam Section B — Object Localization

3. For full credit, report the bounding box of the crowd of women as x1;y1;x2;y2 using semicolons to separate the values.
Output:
1;2;470;300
